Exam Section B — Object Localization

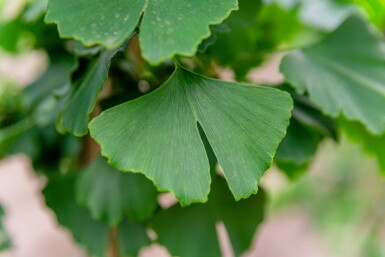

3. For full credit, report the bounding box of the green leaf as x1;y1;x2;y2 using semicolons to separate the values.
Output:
204;0;304;80
275;119;321;179
118;221;151;257
203;0;262;79
276;119;320;166
0;119;36;157
289;90;337;139
45;0;238;64
43;174;150;257
274;84;336;179
59;43;126;136
152;177;265;257
339;118;385;173
21;59;75;112
140;0;237;64
90;65;292;205
274;86;337;179
0;17;25;52
281;16;385;135
0;206;11;252
339;0;385;28
44;174;109;256
76;157;158;226
23;0;47;22
45;0;144;49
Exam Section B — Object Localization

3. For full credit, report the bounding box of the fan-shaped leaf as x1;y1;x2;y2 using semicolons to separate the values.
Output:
281;16;385;135
89;65;292;205
45;0;144;49
76;157;158;226
43;174;150;257
59;43;127;136
45;0;238;64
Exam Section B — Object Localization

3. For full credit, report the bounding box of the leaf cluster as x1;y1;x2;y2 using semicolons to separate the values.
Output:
1;0;385;256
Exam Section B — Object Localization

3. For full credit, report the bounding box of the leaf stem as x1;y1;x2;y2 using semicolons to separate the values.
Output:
107;228;119;257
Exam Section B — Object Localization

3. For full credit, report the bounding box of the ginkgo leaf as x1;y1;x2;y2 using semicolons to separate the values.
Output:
43;174;150;257
45;0;238;64
281;16;385;135
274;84;336;179
152;177;265;257
59;43;127;136
76;157;158;226
44;174;110;256
45;0;144;49
89;65;292;205
275;119;320;166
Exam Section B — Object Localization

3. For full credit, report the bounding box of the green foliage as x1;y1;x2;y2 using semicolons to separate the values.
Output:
90;65;292;205
153;178;265;257
275;85;336;178
1;0;385;256
46;0;238;64
45;0;144;49
59;42;127;136
281;16;385;135
44;173;151;257
76;157;158;226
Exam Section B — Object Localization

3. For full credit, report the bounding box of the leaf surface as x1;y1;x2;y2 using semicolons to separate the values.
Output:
59;44;126;136
45;0;238;64
44;175;109;256
45;0;144;49
152;178;265;257
76;157;158;226
43;174;150;257
90;65;292;205
281;16;385;135
274;85;336;179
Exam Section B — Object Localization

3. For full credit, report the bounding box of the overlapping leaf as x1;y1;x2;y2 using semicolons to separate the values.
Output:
59;43;126;136
152;177;265;257
203;0;262;79
275;119;321;178
281;16;385;135
90;65;292;205
43;174;150;257
45;0;238;64
21;59;74;112
76;157;158;226
45;0;144;49
204;0;304;80
275;85;336;179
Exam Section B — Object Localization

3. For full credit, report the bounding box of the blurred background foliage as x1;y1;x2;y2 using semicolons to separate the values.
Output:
268;137;385;257
1;0;385;256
